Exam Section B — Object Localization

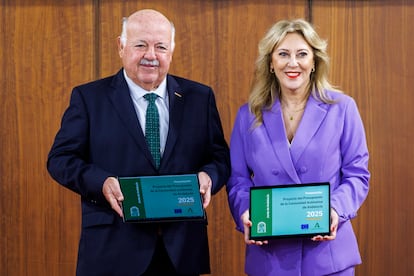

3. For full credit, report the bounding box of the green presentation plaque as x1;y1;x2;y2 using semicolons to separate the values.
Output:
119;174;205;222
250;182;331;239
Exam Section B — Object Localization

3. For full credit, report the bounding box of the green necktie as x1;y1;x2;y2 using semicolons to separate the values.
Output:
144;93;160;169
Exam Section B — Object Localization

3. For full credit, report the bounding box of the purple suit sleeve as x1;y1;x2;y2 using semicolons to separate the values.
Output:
226;105;252;232
331;98;370;223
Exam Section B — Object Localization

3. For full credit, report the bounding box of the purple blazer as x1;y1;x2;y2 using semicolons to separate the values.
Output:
227;90;370;276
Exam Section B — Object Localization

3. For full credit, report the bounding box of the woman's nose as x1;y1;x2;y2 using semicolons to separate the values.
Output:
288;56;298;67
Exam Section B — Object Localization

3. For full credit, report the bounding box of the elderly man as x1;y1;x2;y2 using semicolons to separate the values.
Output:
47;9;230;276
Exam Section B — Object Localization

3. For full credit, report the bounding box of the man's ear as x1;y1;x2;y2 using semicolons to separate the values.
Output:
117;37;124;57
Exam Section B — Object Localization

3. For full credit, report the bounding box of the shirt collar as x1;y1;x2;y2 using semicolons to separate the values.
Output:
123;69;168;100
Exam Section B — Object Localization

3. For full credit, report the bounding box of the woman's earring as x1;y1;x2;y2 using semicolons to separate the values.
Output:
311;67;315;72
270;68;275;73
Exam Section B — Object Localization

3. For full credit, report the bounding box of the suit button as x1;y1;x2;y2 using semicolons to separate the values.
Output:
300;167;307;173
271;169;279;175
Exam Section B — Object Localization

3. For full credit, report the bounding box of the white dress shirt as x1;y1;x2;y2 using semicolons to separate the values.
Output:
123;70;169;157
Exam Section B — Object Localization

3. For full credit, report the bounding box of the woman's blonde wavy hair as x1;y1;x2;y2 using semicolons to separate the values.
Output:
249;19;339;125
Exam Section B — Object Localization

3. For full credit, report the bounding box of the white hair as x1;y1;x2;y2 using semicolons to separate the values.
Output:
119;17;176;50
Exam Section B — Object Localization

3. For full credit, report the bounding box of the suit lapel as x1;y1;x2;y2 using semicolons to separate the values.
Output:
107;71;154;164
262;102;301;183
161;75;184;166
290;95;328;163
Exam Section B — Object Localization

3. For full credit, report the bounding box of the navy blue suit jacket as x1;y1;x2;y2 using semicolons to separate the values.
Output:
47;70;230;276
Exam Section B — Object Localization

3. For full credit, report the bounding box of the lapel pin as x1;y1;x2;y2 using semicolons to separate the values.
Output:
174;92;182;97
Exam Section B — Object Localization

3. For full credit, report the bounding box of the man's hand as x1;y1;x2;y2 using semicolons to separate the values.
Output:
102;177;124;217
198;171;212;209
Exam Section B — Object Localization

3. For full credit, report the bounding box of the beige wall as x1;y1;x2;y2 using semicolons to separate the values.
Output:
1;0;413;275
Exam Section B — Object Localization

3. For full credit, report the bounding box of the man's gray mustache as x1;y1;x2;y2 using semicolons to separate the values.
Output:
140;59;159;66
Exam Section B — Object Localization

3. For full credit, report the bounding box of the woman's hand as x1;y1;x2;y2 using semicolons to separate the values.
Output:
241;210;268;246
311;208;339;241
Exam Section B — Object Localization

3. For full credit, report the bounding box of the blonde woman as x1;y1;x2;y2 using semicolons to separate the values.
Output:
227;19;370;276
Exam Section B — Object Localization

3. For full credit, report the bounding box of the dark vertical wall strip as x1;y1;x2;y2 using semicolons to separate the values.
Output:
308;0;313;22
